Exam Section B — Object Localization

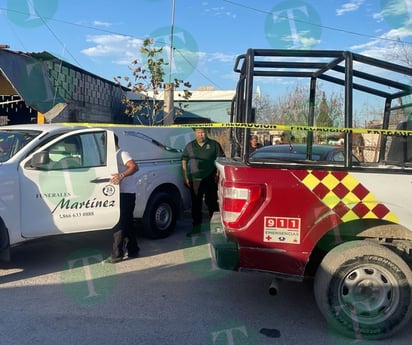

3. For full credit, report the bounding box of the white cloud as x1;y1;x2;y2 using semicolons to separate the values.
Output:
80;34;234;90
81;34;142;63
202;4;237;18
207;52;235;63
92;20;113;28
381;0;411;16
373;0;412;26
336;0;365;16
351;26;412;51
348;27;412;82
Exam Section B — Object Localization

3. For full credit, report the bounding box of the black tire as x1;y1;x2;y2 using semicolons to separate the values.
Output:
142;192;177;239
314;240;412;340
0;219;10;262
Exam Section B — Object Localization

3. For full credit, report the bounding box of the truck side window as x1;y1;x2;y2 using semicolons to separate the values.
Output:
47;135;82;169
81;132;107;167
38;132;107;171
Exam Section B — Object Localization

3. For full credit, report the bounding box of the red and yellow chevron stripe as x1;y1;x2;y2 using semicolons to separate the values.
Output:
294;170;398;223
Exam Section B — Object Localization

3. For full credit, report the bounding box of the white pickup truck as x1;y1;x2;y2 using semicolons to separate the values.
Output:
0;123;193;261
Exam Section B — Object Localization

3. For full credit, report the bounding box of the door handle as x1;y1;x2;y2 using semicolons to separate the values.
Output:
90;177;111;183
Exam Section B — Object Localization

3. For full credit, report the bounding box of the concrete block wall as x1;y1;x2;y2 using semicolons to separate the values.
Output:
46;60;125;123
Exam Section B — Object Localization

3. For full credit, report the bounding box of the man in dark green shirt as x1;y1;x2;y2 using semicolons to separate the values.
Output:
181;128;224;236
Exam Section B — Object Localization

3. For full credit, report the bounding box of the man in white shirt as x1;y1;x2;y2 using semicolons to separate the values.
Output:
109;134;139;263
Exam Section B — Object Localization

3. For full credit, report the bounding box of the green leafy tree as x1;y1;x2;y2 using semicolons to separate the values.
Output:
114;38;192;125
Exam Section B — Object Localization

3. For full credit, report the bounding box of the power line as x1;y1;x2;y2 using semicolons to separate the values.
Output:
4;2;410;91
222;0;412;46
0;6;131;38
38;16;83;67
173;47;224;89
1;6;224;88
4;3;411;46
1;7;84;66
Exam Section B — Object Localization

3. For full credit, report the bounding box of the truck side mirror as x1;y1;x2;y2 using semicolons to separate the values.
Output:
29;151;50;169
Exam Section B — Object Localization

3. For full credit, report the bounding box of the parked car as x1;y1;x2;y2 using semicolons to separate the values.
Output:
250;143;360;163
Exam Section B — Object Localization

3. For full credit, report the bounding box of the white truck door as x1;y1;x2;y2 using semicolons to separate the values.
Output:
19;129;120;237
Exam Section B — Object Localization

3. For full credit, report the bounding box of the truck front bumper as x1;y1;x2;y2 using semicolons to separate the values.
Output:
209;212;239;270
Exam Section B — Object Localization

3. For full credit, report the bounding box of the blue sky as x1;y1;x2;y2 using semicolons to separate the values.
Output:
1;0;412;93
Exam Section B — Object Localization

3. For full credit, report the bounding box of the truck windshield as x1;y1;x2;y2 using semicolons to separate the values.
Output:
0;130;40;162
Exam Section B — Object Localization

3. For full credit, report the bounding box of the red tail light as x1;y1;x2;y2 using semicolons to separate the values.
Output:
221;182;265;228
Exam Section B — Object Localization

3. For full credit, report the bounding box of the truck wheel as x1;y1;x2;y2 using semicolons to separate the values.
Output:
142;192;177;239
314;240;412;340
0;219;10;262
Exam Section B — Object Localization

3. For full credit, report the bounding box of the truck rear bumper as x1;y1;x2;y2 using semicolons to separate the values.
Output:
209;212;239;270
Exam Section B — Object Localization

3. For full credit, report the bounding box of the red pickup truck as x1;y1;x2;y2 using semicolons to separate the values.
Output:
210;49;412;340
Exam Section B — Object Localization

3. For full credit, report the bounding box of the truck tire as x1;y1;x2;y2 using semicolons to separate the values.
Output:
0;219;10;262
142;192;177;239
314;240;412;340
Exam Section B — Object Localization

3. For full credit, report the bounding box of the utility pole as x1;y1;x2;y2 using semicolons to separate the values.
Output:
163;0;176;125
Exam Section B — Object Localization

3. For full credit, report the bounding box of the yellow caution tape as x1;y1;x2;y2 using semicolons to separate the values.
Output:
64;122;412;137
